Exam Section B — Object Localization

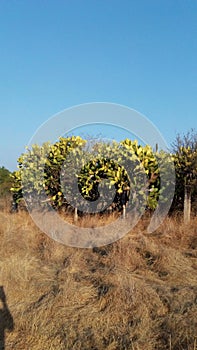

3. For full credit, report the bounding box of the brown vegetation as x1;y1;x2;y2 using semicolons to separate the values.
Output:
0;206;197;350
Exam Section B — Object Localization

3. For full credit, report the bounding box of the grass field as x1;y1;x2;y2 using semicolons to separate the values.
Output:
0;206;197;349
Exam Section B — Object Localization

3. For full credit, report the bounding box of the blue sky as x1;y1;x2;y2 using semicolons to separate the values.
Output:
0;0;197;171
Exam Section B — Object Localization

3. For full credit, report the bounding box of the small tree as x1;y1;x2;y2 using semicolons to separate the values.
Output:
172;129;197;221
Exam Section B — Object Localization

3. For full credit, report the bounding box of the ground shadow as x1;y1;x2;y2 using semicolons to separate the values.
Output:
0;286;14;350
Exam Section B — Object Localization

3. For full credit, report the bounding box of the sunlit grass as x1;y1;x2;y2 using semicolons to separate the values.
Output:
0;207;197;349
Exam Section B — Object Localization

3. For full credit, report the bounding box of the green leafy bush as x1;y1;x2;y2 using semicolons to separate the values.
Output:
10;136;174;213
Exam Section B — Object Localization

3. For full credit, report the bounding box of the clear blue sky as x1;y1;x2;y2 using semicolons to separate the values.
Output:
0;0;197;171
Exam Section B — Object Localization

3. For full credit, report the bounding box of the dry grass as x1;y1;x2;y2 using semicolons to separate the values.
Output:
0;207;197;350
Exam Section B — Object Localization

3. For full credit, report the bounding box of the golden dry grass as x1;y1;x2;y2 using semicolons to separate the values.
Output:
0;207;197;350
